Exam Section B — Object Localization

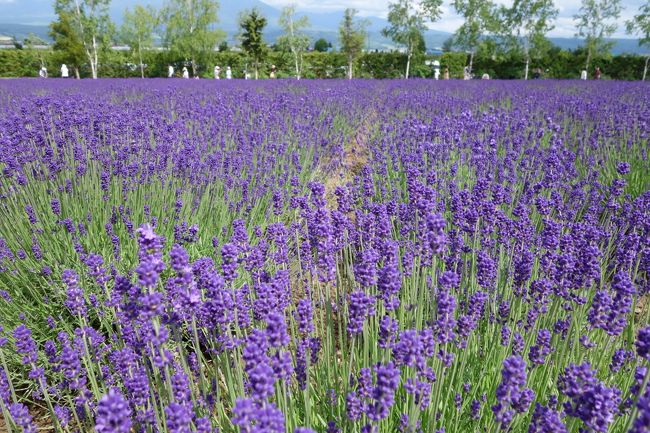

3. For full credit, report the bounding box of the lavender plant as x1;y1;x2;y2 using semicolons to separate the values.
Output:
0;78;648;433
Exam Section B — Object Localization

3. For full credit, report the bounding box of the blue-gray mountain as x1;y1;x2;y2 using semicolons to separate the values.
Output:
0;0;645;54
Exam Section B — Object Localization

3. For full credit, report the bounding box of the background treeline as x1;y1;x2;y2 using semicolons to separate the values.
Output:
1;47;648;80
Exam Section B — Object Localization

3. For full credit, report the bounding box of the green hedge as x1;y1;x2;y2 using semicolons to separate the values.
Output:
0;47;648;80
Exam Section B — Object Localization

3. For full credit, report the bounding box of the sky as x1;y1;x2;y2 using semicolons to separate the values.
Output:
262;0;644;38
0;0;643;39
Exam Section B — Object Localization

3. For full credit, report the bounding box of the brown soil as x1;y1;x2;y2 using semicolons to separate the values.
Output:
322;107;378;208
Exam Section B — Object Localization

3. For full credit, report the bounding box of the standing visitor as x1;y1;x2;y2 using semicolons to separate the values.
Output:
463;66;471;80
433;60;440;80
443;67;449;80
182;67;189;79
39;66;48;78
226;66;232;79
168;65;174;78
532;67;541;79
270;64;277;79
214;65;221;79
60;64;69;78
594;67;601;80
580;69;587;80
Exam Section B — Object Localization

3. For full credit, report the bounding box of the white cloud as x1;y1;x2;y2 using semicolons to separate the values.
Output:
263;0;643;38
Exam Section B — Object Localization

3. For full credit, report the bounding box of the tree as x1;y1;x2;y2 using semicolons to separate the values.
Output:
49;10;86;79
24;33;49;70
162;0;224;77
382;0;443;79
499;0;558;79
278;4;310;79
314;38;330;52
121;5;157;78
339;8;368;79
626;1;650;80
451;0;496;75
53;0;114;79
239;8;267;80
574;0;622;71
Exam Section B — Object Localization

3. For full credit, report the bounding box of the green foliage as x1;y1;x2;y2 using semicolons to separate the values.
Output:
120;5;157;78
440;52;469;78
382;0;443;78
49;10;86;78
53;0;114;79
2;47;650;81
450;0;496;64
162;0;224;76
498;0;558;78
277;4;310;79
238;8;268;79
574;0;622;70
313;38;330;52
626;1;650;80
626;1;650;49
339;8;369;79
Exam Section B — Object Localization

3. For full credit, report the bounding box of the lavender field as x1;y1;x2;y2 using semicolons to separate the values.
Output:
0;79;648;433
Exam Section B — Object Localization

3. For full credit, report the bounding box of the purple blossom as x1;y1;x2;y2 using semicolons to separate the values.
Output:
95;389;132;433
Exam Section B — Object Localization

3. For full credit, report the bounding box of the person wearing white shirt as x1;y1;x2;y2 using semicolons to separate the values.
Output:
60;64;69;78
214;65;221;79
226;66;232;79
182;67;189;79
168;65;174;78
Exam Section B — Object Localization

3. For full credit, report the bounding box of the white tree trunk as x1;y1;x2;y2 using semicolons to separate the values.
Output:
138;36;144;79
524;56;529;80
91;35;98;79
468;51;474;75
348;59;353;80
405;49;412;79
643;56;649;81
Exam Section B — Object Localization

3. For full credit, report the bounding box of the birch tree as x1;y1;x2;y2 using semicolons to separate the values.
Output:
382;0;443;79
451;0;496;76
500;0;558;79
121;5;157;79
162;0;224;77
53;0;114;79
626;0;650;80
339;8;368;79
574;0;622;71
278;4;310;79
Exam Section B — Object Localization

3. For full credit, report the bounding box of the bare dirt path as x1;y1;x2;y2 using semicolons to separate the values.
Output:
322;105;378;207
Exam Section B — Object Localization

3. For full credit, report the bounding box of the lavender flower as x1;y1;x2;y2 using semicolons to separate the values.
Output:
95;389;132;433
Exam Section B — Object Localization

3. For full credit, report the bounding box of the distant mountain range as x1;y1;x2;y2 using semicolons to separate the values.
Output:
0;0;645;54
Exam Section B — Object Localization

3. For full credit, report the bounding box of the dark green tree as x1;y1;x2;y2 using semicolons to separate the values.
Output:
339;8;368;79
314;38;330;52
49;10;86;78
239;8;267;79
